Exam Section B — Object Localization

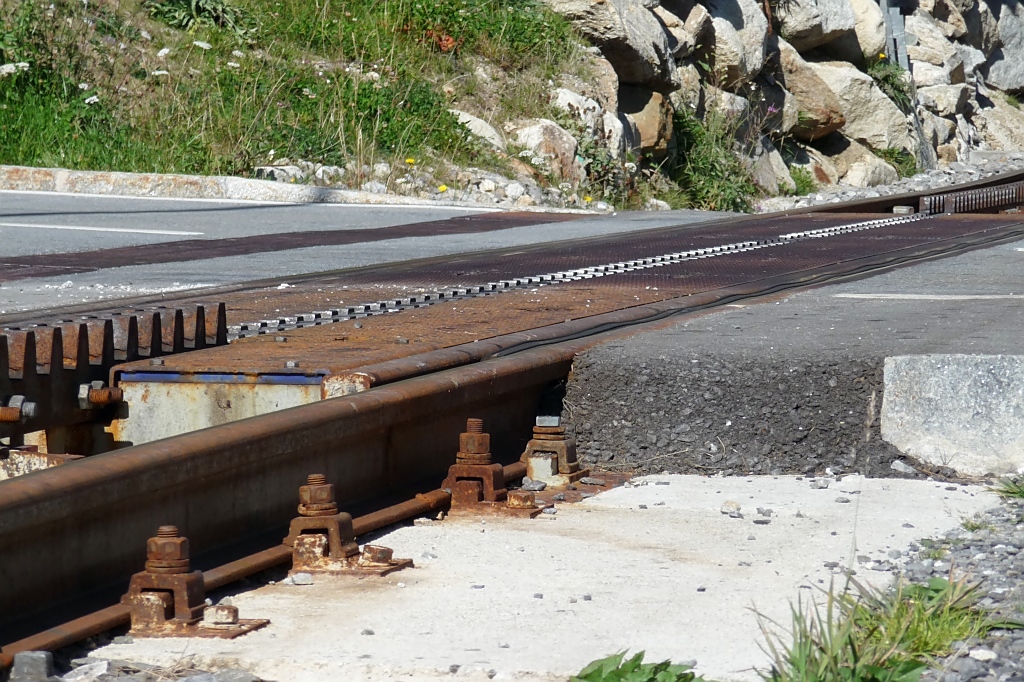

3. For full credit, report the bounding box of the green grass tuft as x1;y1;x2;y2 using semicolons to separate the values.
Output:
760;576;1016;682
666;107;760;212
873;148;919;179
867;61;913;113
572;651;705;682
991;476;1024;498
789;166;817;196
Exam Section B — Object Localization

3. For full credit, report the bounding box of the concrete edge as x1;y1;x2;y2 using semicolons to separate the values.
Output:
0;164;604;214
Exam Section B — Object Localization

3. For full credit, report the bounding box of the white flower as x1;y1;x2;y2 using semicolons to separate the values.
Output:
140;30;152;40
0;63;19;78
15;62;28;71
151;70;169;76
231;50;244;58
624;162;637;173
227;61;240;68
78;82;90;90
157;47;170;58
192;40;212;50
84;95;99;105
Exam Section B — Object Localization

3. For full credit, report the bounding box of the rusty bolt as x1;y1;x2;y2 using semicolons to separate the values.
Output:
361;545;394;565
298;473;338;517
79;381;124;409
457;418;491;464
145;525;191;574
2;396;37;423
507;490;536;509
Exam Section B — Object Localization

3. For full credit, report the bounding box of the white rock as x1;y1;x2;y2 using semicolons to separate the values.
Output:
844;156;899;187
360;180;388;194
63;661;111;682
544;0;677;90
969;648;997;662
450;110;506;151
955;44;987;79
505;182;526;200
807;61;915;152
973;94;1024;151
774;0;856;52
823;0;886;63
513;119;583;182
917;84;970;117
601;111;629;158
552;88;602;130
986;0;1024;91
478;178;497;192
906;14;965;85
703;0;769;88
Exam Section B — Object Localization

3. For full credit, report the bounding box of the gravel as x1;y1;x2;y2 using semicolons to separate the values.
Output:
901;498;1024;682
757;157;1024;214
564;352;907;478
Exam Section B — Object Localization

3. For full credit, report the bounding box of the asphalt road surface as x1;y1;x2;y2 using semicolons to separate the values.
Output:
0;190;725;314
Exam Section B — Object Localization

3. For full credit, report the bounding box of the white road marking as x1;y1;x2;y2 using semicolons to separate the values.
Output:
0;222;204;236
834;293;1022;300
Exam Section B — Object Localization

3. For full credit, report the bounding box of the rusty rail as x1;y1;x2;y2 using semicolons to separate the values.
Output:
919;180;1024;215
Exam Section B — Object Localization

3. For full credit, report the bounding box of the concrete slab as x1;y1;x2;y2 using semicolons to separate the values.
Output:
94;475;992;682
882;355;1024;476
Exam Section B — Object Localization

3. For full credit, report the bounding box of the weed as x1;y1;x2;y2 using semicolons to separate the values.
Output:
789;166;816;196
144;0;257;41
760;576;1015;682
1005;93;1021;109
921;547;947;561
991;476;1024;499
961;516;993;532
572;651;705;682
867;61;913;113
667;107;759;212
873;148;919;179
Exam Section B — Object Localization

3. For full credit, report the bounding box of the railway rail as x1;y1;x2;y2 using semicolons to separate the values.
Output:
3;171;1024;668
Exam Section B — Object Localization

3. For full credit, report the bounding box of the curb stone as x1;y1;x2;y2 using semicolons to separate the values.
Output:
0;164;604;215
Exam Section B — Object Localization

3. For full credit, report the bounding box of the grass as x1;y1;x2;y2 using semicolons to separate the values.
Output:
789;166;817;196
991;476;1024;498
867;60;913;113
961;515;994;532
873;148;919;179
665;106;760;212
0;0;583;181
1004;93;1021;109
572;651;706;682
760;576;1017;682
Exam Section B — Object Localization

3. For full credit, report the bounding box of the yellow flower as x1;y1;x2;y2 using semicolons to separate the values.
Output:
438;184;448;192
879;52;886;59
405;157;415;165
583;196;593;202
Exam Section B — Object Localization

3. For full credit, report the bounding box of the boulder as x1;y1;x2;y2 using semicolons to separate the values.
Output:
905;14;965;86
588;54;621;111
973;94;1024;151
807;60;913;151
985;1;1024;92
777;38;846;141
955;44;987;79
774;0;856;52
619;85;674;158
754;74;799;134
653;2;710;58
811;132;881;180
544;0;677;90
601;111;629;157
671;61;705;116
918;0;967;39
919;108;957;148
844;155;899;187
963;0;1001;57
552;88;603;131
451;110;506;151
707;87;750;136
917;84;970;117
513;119;584;181
701;0;769;88
743;136;795;194
788;143;840;185
822;0;886;64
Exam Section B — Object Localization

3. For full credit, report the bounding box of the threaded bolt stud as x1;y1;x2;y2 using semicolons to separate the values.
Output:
307;473;327;485
466;418;483;433
157;525;178;538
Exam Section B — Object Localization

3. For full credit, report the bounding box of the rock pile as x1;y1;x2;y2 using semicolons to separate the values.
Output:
253;0;1024;207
